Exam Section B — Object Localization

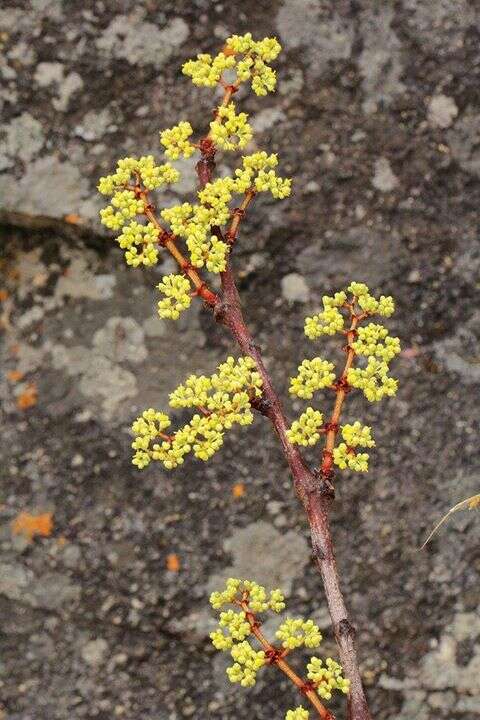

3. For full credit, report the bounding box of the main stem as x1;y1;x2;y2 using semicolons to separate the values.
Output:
158;84;372;718
216;261;371;720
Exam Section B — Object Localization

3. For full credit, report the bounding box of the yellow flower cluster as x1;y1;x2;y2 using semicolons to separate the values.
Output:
276;618;323;650
304;307;344;339
98;155;180;195
352;323;401;362
182;34;281;96
347;282;395;317
157;274;192;320
131;357;262;469
209;578;285;613
210;102;253;151
182;51;236;87
98;156;180;236
287;407;324;447
160;121;195;160
227;641;266;687
234;152;292;198
322;291;347;308
100;190;145;230
306;657;350;700
341;421;375;448
286;708;310;720
161;179;235;273
226;33;281;95
158;156;290;275
115;221;159;267
347;357;398;402
210;609;252;650
289;358;336;399
333;423;375;473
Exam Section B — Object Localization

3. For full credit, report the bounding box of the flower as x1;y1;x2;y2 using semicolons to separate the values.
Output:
289;358;336;399
210;102;253;151
160;121;195;160
157;274;192;320
132;358;263;469
287;407;324;447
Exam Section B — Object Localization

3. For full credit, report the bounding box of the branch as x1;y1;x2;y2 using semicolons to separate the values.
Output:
189;109;372;720
142;82;371;720
239;600;334;720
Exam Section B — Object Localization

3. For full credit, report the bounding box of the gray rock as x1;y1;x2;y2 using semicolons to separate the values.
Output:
448;107;480;177
276;0;353;77
93;317;147;364
251;108;286;133
0;563;80;610
359;6;405;114
207;520;309;596
2;112;44;164
0;155;92;219
96;13;189;68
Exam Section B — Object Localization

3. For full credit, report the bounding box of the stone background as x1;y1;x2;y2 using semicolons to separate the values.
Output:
1;1;480;719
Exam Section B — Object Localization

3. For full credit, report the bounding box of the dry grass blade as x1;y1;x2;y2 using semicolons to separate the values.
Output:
421;493;480;548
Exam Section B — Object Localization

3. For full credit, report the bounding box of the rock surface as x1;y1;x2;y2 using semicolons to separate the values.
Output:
1;2;480;720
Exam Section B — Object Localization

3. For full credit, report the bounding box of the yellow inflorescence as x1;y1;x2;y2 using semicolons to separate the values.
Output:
115;221;160;267
182;33;281;96
210;578;347;709
306;657;350;700
234;152;292;197
352;323;401;362
209;578;286;613
131;357;263;470
210;102;253;151
289;358;336;400
347;357;398;402
160;121;195;160
99;156;180;243
341;421;375;448
347;282;395;317
98;155;180;196
210;609;252;650
276;618;323;650
157;274;192;320
287;407;324;447
227;641;266;687
100;190;145;230
286;708;310;720
304;307;344;339
182;52;237;87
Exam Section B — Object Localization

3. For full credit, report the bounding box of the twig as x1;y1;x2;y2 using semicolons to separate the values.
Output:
239;599;334;720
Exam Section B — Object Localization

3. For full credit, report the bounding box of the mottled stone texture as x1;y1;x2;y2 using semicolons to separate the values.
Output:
1;1;480;719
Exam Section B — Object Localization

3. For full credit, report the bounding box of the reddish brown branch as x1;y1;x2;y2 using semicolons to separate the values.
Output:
239;599;334;720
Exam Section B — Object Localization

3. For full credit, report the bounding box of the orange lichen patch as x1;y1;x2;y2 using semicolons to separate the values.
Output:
64;213;83;225
232;482;246;498
9;343;20;355
7;369;24;382
16;382;38;410
166;553;180;572
57;536;68;547
0;289;8;302
12;511;54;541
